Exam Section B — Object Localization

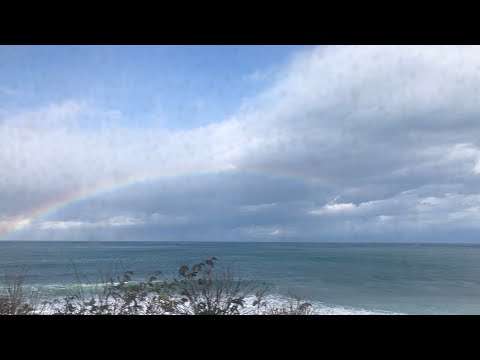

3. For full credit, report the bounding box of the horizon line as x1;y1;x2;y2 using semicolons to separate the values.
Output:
1;240;480;245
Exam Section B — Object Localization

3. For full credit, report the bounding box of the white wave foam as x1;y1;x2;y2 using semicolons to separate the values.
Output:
33;289;404;315
239;295;404;315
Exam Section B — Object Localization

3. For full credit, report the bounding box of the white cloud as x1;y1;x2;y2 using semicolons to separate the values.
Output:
34;216;143;230
310;191;480;234
377;215;393;222
149;213;190;225
38;220;88;230
474;161;480;174
6;100;86;129
310;203;357;215
4;46;480;240
101;215;144;227
33;212;189;231
4;46;480;198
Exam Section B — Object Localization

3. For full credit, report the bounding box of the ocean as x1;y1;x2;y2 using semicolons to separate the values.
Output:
1;241;480;315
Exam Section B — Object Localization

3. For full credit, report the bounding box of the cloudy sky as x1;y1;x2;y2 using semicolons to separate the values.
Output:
1;45;480;242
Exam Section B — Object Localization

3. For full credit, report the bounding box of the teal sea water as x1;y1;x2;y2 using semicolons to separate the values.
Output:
2;241;480;314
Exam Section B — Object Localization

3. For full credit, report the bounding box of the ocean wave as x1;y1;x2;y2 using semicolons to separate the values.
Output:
26;284;404;315
239;295;404;315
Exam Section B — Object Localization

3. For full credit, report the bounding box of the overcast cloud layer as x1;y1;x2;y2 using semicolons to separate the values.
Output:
2;45;480;241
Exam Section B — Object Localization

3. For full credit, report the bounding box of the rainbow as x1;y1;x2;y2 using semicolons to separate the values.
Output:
0;167;346;240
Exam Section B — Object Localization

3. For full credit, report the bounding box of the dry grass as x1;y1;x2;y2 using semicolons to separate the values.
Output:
2;259;316;315
0;266;39;315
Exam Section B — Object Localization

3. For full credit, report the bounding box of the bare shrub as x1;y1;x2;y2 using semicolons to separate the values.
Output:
16;258;316;315
169;257;268;315
0;266;39;315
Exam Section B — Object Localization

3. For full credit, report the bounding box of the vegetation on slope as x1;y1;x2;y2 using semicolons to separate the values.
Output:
0;258;314;315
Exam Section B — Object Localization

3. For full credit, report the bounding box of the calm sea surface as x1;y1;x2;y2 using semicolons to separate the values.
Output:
1;241;480;314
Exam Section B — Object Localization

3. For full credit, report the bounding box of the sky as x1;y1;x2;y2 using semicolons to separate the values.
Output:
1;45;480;242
